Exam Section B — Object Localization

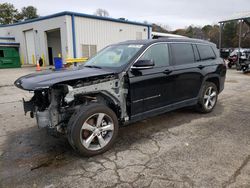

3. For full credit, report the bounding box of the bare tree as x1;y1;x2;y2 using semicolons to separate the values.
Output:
152;23;169;33
158;23;170;32
94;8;109;17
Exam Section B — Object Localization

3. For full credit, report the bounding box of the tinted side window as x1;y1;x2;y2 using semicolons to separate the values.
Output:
170;43;195;65
140;44;169;67
197;44;216;60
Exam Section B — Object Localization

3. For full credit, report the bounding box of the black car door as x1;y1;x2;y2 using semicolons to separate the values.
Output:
128;43;175;117
169;43;204;102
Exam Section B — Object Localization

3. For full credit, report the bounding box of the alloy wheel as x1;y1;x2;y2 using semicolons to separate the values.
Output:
203;86;217;110
80;113;114;151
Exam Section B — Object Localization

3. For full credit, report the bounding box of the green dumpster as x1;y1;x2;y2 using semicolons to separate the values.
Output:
0;47;21;68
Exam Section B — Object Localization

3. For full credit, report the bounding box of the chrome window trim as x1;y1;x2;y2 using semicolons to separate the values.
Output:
129;41;214;70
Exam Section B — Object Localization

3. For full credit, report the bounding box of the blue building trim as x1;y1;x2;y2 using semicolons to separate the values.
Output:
0;42;20;45
0;36;15;40
0;11;152;28
66;12;151;27
71;14;77;58
147;26;151;39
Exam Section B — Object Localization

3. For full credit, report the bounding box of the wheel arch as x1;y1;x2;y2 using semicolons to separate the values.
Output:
198;74;220;98
94;92;122;121
205;76;220;92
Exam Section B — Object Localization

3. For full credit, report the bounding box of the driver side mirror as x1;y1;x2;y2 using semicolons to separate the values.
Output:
131;60;155;70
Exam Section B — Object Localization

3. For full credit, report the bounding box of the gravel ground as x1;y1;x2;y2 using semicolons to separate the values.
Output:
1;67;250;188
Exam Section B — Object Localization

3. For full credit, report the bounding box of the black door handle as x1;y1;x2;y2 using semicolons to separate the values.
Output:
197;65;205;69
163;69;172;75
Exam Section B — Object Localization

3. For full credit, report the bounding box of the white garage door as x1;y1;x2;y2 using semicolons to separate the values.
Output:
24;30;35;64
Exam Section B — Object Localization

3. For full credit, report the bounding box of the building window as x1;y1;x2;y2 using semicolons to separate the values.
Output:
0;50;4;58
82;44;97;58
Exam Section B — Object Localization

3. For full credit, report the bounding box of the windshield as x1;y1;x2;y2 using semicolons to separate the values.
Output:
84;44;143;69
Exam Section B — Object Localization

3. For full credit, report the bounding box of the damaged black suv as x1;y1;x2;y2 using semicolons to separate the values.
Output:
15;38;226;156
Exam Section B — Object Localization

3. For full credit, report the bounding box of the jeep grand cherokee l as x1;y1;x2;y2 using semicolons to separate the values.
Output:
15;38;227;156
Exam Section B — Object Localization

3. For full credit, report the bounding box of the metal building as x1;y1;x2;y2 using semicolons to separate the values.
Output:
0;11;152;66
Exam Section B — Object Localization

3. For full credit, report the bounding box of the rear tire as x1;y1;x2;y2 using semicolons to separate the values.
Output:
67;103;119;157
196;82;218;113
242;66;249;74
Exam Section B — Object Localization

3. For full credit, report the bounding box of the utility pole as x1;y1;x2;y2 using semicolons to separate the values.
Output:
219;23;223;50
237;20;243;70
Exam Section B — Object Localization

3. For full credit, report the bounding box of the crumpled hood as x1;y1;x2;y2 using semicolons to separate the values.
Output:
14;67;115;91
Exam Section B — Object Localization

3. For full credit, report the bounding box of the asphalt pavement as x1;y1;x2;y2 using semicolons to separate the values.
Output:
1;67;250;188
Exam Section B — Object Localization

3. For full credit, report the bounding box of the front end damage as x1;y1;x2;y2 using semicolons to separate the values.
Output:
22;74;128;135
23;85;71;134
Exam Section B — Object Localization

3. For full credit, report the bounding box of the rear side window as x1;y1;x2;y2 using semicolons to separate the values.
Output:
140;43;170;67
197;44;216;60
170;43;195;65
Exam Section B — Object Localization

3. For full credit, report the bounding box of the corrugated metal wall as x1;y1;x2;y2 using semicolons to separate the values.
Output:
24;30;36;64
0;16;69;65
74;16;149;57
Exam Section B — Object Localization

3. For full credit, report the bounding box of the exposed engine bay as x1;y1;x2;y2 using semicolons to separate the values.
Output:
23;73;128;135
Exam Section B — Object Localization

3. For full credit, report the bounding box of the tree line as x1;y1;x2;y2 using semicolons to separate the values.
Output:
153;22;250;48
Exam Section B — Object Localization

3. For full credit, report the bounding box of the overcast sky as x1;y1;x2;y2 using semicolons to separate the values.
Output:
6;0;250;30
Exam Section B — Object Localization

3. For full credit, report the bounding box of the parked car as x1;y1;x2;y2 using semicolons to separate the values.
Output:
15;38;227;156
220;48;232;59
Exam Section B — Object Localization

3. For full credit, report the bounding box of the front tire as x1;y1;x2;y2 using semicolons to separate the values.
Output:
67;103;119;157
196;82;218;113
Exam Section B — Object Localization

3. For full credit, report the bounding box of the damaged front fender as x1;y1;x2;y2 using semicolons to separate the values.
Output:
64;73;128;121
